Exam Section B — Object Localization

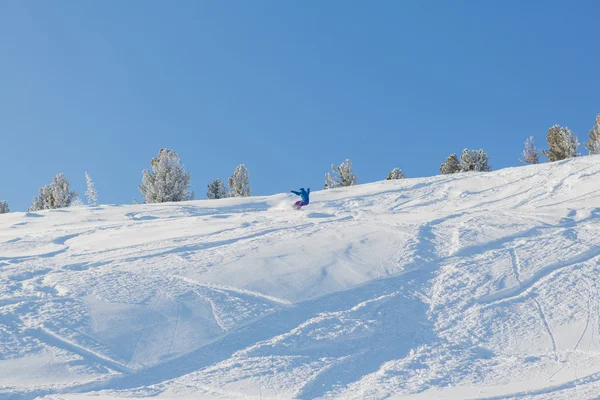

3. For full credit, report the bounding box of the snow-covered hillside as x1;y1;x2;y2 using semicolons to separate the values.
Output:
2;157;600;400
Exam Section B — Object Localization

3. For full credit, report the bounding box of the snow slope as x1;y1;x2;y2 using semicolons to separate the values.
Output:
2;157;600;400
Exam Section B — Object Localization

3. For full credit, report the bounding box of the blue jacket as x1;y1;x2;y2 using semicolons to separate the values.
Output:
291;188;310;203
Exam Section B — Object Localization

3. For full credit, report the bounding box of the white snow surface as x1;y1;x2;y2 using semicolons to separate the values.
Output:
2;157;600;400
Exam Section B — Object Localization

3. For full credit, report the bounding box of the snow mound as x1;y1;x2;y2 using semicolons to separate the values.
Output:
2;157;600;399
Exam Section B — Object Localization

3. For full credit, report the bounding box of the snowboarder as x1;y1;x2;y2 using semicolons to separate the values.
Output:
290;188;310;210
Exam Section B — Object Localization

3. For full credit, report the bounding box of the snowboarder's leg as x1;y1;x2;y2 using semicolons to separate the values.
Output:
294;201;308;210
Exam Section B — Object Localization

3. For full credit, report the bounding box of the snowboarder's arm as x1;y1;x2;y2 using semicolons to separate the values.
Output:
290;190;300;196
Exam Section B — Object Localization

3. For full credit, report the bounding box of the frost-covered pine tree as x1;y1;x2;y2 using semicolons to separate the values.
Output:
386;168;405;180
139;148;193;203
584;114;600;155
0;200;9;214
85;172;98;206
440;153;461;175
460;149;492;172
324;159;357;189
29;173;78;211
228;164;251;197
542;125;579;162
460;149;476;171
521;136;540;164
475;150;492;171
207;178;228;199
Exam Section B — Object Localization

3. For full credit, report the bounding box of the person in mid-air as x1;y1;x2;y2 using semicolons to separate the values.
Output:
290;188;310;210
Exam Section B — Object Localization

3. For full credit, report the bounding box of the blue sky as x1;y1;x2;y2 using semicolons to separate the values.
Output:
1;1;599;211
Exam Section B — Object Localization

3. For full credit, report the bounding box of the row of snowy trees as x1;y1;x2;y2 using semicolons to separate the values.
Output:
520;114;600;164
138;148;252;202
440;149;492;174
137;148;252;202
521;127;578;164
26;172;98;212
4;114;598;214
3;148;249;213
22;149;252;212
198;165;252;200
205;165;251;199
322;160;407;190
304;113;600;190
437;113;600;175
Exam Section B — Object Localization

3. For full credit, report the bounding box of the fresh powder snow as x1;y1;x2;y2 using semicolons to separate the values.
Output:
2;157;600;399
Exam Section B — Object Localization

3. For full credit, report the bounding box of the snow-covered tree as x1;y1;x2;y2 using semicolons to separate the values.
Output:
207;178;228;199
460;149;492;172
139;148;193;203
228;164;251;197
70;197;84;207
521;136;540;164
386;168;405;180
542;125;579;162
29;173;78;211
325;159;357;189
440;153;461;175
0;200;8;214
585;114;600;155
85;172;98;206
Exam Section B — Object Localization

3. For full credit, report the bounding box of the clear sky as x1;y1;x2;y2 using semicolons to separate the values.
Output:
1;1;599;211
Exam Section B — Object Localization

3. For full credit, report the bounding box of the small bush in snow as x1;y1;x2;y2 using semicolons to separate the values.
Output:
29;173;78;211
325;159;357;189
521;136;540;164
386;168;405;180
460;149;492;172
85;172;98;206
585;114;600;155
440;154;461;174
139;148;193;203
228;164;251;197
207;178;228;199
70;197;85;207
542;125;579;162
0;200;8;214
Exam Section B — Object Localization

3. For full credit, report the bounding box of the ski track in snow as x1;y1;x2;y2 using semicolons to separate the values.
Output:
509;247;522;285
531;294;558;362
2;157;600;399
